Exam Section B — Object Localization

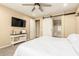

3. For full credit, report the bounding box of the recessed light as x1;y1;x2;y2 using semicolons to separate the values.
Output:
64;3;68;7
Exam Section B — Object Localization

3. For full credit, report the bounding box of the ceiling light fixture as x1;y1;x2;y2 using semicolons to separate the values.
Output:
35;5;39;9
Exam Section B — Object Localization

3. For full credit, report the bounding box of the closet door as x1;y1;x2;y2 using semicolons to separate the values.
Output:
35;20;40;37
42;18;53;36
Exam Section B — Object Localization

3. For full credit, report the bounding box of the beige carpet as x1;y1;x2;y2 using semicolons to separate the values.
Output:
0;43;20;56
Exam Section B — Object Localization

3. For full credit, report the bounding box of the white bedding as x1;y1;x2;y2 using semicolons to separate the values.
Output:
14;36;78;56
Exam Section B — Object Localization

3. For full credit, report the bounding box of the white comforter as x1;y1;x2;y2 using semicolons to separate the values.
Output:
14;36;77;56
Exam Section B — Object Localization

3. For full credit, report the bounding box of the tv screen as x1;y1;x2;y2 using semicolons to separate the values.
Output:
11;17;26;27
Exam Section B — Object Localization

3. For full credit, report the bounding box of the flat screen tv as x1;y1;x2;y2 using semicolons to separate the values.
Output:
11;17;26;27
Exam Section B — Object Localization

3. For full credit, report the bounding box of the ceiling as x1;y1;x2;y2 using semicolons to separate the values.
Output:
1;3;79;18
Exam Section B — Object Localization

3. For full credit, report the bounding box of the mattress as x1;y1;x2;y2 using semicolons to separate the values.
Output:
14;36;78;56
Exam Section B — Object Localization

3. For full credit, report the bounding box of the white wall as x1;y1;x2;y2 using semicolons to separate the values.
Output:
61;14;76;37
30;19;36;39
42;18;53;36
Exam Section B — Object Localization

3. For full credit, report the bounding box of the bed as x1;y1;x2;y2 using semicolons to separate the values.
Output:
14;34;79;56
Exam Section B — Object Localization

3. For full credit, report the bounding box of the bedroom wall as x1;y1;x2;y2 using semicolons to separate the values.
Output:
61;14;76;37
42;18;53;36
30;19;36;39
76;16;79;34
0;5;31;48
76;7;79;34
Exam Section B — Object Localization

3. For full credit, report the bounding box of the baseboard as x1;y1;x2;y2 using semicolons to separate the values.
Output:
0;39;30;49
0;44;11;49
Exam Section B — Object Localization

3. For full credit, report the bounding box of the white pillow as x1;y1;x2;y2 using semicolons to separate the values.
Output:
67;34;79;55
67;34;79;42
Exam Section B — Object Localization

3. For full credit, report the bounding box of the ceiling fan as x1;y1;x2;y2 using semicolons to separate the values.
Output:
22;3;51;12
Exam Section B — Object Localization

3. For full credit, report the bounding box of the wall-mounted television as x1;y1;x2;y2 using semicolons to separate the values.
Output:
11;17;26;27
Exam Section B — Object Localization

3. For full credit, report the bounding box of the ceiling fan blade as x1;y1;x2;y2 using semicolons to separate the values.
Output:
39;6;43;12
22;4;34;6
39;3;51;7
32;7;35;12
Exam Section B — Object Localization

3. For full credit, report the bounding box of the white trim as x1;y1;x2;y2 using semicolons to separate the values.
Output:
0;38;29;49
0;44;11;49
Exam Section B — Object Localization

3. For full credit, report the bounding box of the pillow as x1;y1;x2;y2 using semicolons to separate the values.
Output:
67;34;79;42
67;34;79;55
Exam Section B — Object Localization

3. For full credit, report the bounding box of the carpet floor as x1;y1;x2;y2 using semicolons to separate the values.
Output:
0;43;21;56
